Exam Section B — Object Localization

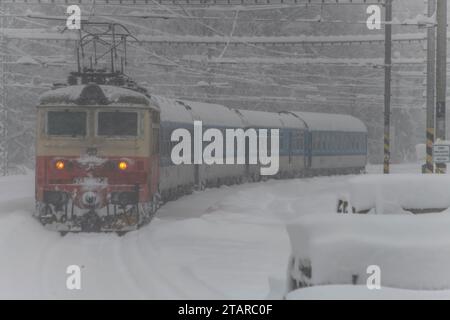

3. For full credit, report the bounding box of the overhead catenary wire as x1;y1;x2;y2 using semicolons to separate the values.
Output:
0;0;385;6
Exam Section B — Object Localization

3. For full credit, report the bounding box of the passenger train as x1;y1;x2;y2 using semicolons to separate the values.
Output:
35;77;367;234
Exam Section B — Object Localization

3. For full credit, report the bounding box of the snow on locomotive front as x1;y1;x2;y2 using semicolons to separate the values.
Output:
35;83;160;233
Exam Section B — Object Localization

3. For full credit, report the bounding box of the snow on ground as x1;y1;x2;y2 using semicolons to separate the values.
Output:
287;285;450;300
287;212;450;290
346;173;450;212
0;163;430;299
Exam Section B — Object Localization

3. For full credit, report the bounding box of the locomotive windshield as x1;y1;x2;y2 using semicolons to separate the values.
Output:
47;111;87;137
97;111;138;137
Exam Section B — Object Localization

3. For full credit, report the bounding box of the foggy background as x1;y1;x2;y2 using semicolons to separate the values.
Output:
0;0;438;171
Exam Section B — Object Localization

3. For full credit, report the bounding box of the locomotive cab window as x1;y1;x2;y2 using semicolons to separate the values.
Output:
97;111;138;137
47;111;87;137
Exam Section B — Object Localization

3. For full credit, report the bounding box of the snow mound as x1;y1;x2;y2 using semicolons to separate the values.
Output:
287;213;450;291
346;174;450;212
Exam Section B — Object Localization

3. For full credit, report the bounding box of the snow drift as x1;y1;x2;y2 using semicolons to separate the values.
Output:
344;174;450;213
287;213;450;292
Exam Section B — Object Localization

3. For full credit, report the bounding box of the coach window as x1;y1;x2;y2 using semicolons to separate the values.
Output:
299;132;304;151
47;111;87;137
290;131;295;152
292;132;297;152
315;135;321;150
97;111;138;137
344;136;349;152
279;131;285;151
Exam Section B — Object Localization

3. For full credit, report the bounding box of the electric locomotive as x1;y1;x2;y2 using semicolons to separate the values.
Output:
35;72;160;234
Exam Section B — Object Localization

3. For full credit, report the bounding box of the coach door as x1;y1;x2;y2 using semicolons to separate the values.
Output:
305;131;312;169
149;111;160;195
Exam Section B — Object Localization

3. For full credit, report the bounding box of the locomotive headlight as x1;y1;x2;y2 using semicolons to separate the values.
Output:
118;161;128;171
55;160;65;170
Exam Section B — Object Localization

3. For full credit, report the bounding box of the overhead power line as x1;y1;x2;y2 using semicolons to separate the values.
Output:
1;0;384;6
0;28;427;46
182;56;425;66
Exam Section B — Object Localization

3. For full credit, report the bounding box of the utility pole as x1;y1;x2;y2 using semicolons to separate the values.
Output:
425;0;436;174
384;0;392;174
436;0;447;174
0;2;7;176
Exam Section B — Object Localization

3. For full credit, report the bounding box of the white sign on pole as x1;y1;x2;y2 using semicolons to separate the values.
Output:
433;144;450;163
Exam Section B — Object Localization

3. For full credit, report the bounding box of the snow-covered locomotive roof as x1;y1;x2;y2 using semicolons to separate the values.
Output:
293;111;367;133
236;109;284;128
39;84;158;110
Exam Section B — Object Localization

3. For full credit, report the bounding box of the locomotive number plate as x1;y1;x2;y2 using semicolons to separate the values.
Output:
73;177;108;185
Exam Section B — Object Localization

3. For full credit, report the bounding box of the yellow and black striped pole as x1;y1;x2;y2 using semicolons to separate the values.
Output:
426;129;435;173
384;132;390;174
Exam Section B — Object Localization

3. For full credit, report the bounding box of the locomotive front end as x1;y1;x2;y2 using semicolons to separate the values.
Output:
35;84;160;233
